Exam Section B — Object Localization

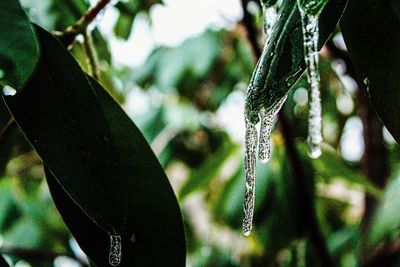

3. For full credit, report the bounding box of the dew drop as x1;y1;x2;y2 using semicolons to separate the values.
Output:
298;5;323;159
243;119;258;236
109;235;122;266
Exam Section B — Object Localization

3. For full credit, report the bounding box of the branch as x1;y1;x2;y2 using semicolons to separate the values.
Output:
0;246;89;266
239;1;334;266
326;39;390;266
58;0;112;47
83;30;100;80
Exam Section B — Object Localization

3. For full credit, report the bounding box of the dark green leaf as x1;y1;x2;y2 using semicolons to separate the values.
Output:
4;26;126;236
0;0;39;89
245;0;348;123
0;255;9;267
46;76;185;266
341;0;400;144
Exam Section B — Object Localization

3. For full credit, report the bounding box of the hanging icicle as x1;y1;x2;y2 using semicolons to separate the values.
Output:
242;0;281;236
298;3;323;159
109;234;122;266
258;95;287;163
243;119;258;236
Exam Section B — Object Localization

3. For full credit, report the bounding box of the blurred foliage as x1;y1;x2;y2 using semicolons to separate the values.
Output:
0;0;399;266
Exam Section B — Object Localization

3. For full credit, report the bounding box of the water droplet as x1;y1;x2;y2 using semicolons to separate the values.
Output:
243;119;258;236
260;2;277;40
2;85;16;96
109;235;122;266
298;7;323;159
363;77;370;87
258;95;287;163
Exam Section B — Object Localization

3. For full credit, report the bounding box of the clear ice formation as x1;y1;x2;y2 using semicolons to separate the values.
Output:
109;234;122;266
299;8;323;159
258;95;287;163
243;119;258;236
242;2;286;237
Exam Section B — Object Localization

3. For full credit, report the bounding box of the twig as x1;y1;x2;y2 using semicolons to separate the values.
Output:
239;1;334;266
83;30;101;80
58;0;112;47
0;246;89;266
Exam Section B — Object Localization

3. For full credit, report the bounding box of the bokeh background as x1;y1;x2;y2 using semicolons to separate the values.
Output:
0;0;399;266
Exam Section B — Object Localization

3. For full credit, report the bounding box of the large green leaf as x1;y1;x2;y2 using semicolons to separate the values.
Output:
45;76;185;266
245;0;348;123
4;26;125;236
341;0;400;144
0;0;39;89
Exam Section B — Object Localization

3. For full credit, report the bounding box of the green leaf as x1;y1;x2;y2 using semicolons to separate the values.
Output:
341;0;400;144
312;147;382;198
179;140;239;199
0;0;39;89
367;172;400;251
45;77;185;266
245;0;348;123
4;26;126;236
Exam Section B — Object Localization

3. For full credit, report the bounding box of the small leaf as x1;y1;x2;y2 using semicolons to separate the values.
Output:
45;77;185;266
341;0;400;144
367;173;400;251
245;0;348;123
0;0;39;89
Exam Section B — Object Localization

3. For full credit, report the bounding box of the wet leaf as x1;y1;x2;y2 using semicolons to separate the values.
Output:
0;0;39;89
245;0;348;123
4;26;126;236
45;76;185;266
341;0;400;144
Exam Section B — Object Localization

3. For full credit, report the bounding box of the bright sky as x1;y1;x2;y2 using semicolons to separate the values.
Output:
97;0;243;67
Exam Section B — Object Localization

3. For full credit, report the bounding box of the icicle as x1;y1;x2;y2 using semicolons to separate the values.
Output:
258;95;287;163
109;234;122;266
242;119;258;236
299;8;323;159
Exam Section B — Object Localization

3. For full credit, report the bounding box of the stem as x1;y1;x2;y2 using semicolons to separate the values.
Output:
83;30;100;80
240;1;334;266
58;0;112;47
